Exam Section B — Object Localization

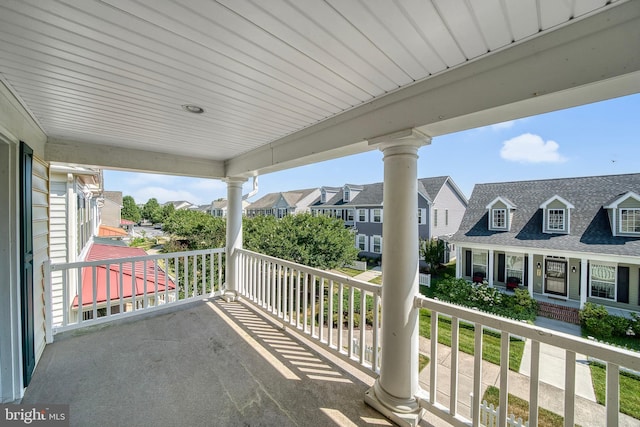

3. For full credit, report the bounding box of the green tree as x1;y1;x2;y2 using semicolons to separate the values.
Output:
421;238;445;273
142;198;161;222
243;213;358;270
163;209;226;250
121;195;141;223
160;203;175;222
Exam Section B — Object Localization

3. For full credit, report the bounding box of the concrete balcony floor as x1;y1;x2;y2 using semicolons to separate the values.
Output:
23;299;434;427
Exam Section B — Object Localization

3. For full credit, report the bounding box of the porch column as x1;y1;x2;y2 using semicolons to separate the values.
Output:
455;246;462;278
580;258;588;309
488;249;494;286
365;129;430;426
528;253;534;297
224;177;246;302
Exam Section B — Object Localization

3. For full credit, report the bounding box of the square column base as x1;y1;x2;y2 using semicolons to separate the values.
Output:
364;386;425;427
223;289;240;303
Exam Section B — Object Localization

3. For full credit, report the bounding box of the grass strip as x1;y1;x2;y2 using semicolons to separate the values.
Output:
589;361;640;420
419;309;525;371
482;386;570;427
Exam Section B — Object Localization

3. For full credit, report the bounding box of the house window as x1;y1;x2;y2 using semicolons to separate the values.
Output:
620;209;640;233
357;235;367;251
372;209;382;223
505;254;524;283
343;189;350;202
321;190;326;203
372;236;382;253
445;209;449;226
358;209;367;222
434;209;438;227
548;209;565;231
590;263;616;300
492;209;506;229
418;209;423;225
472;251;487;279
347;209;354;221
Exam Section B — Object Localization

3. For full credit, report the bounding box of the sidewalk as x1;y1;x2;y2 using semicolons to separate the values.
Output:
417;318;639;426
352;268;381;282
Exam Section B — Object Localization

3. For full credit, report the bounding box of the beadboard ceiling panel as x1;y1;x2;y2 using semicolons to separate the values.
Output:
0;0;631;176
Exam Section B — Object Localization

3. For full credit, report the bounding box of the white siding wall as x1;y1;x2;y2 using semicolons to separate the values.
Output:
432;181;468;237
48;174;68;326
32;157;49;361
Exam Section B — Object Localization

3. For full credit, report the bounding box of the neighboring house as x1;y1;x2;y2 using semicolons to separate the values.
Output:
208;199;250;217
310;176;468;259
245;188;321;218
101;191;123;228
49;165;103;326
451;173;640;318
165;200;194;210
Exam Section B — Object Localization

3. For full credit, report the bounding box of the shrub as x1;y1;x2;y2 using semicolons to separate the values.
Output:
608;314;632;337
580;302;613;338
631;313;640;336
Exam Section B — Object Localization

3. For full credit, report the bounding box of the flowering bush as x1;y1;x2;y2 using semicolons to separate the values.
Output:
431;277;537;322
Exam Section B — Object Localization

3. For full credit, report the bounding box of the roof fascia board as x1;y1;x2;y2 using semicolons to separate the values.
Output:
604;191;640;208
46;138;225;179
540;195;575;209
226;1;640;178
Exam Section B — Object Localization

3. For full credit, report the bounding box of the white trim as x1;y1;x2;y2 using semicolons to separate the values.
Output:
540;195;575;209
604;191;640;209
490;208;507;230
372;208;382;223
619;208;640;235
589;261;617;301
485;196;516;210
371;235;382;254
356;234;368;252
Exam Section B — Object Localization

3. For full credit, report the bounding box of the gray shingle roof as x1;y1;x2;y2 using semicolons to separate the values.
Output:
452;173;640;256
247;188;317;209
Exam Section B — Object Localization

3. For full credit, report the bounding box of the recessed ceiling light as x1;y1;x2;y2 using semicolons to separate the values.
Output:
182;104;205;114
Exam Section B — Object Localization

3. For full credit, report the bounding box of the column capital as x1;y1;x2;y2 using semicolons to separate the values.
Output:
368;128;432;151
224;176;247;186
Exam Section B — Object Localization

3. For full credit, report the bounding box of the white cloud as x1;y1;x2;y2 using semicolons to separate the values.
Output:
490;120;515;130
500;133;567;163
132;186;209;206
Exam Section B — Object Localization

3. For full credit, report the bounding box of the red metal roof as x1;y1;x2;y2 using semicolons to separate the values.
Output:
120;219;136;225
73;244;175;308
98;225;128;237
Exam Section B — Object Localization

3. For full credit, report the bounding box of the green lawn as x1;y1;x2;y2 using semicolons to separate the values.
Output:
589;362;640;420
419;354;430;372
419;309;525;371
483;386;569;427
336;267;363;277
369;275;382;285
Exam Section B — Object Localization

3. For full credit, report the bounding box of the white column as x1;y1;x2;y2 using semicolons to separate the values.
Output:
488;249;494;286
224;178;246;302
455;246;462;278
528;253;534;297
580;258;588;309
365;129;430;426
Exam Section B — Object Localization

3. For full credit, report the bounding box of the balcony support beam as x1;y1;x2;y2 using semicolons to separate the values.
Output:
224;178;246;302
365;129;430;426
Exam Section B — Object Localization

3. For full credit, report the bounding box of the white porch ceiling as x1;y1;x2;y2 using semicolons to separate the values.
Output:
1;0;639;178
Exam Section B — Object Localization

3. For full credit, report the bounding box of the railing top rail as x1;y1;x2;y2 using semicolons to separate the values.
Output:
238;248;382;294
50;247;225;271
415;294;640;370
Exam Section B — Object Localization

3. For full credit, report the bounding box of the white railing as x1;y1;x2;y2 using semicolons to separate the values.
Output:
414;295;640;427
237;248;382;372
471;399;528;427
45;248;225;340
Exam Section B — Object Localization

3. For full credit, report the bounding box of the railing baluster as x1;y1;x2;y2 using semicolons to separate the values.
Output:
295;270;301;328
450;316;459;415
62;268;68;326
131;261;136;311
303;272;308;333
372;292;380;371
472;323;483;427
192;255;197;298
154;259;159;306
217;251;223;291
289;267;294;324
311;274;317;337
277;264;282;317
183;255;188;299
92;266;98;320
319;278;325;343
348;286;354;358
327;280;334;348
174;256;179;302
529;340;540;427
606;362;620;426
77;266;83;324
359;289;365;364
499;332;510;427
430;310;438;404
564;350;576;427
119;261;124;314
338;283;344;352
210;252;215;296
201;253;206;296
106;262;111;316
143;258;148;308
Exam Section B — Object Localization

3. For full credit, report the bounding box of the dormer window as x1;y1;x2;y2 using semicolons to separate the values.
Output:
540;195;573;234
604;191;640;236
486;197;516;231
491;209;506;229
320;189;327;203
620;208;640;233
343;188;350;202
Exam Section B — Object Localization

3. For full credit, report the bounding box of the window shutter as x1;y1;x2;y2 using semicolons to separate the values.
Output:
497;254;505;282
523;257;528;287
465;250;472;276
617;266;629;304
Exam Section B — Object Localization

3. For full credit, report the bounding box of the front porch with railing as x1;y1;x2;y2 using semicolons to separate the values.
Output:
34;247;640;426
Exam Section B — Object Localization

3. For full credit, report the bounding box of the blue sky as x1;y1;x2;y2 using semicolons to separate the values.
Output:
104;93;640;206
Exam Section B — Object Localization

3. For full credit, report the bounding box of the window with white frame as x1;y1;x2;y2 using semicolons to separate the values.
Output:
372;236;382;253
356;235;367;251
492;208;506;229
347;209;354;221
434;209;438;227
372;209;382;223
620;209;640;234
472;251;487;277
343;189;350;202
418;209;423;225
445;209;449;226
505;253;524;282
590;263;616;300
320;190;326;203
358;209;367;222
548;209;565;231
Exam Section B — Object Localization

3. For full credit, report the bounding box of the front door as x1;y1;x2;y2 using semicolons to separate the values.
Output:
544;259;567;296
20;141;35;386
